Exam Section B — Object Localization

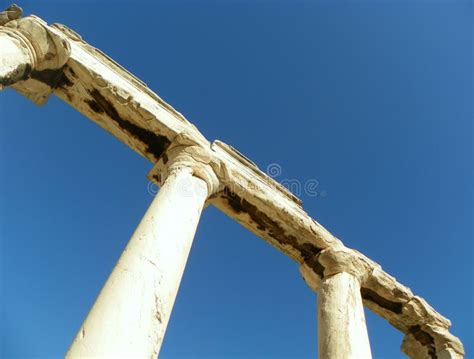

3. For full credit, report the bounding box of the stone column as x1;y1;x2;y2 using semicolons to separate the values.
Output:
318;272;372;359
300;247;373;359
66;135;220;359
0;5;30;86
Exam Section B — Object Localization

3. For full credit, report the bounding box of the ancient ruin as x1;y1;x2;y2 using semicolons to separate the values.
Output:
0;5;465;358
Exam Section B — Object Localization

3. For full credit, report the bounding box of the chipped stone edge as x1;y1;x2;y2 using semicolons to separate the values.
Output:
0;13;70;104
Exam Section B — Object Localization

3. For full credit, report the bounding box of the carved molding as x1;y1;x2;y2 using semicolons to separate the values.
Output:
0;12;70;103
147;132;221;197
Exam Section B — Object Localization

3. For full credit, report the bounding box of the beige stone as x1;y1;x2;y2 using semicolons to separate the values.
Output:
400;324;464;359
1;8;465;358
66;144;218;359
318;272;372;359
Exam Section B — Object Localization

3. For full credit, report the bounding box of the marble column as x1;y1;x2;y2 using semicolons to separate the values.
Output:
318;272;372;359
300;248;373;359
66;142;219;359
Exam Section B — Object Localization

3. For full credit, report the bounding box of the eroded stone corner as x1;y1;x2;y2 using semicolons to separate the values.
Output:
0;8;71;104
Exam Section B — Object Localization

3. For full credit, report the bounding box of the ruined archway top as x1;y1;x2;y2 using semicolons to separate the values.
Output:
1;8;464;358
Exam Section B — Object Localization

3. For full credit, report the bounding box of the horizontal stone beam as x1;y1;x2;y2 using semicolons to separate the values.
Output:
0;11;464;357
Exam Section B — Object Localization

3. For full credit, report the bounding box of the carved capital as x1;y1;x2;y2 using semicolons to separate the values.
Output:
3;14;70;70
300;246;379;291
147;132;222;197
0;12;70;103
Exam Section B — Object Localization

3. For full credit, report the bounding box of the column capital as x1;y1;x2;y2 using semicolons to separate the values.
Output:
300;246;379;291
0;9;70;103
147;132;221;197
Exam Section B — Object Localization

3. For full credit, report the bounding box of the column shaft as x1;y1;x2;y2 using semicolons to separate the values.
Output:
66;166;208;359
318;272;372;359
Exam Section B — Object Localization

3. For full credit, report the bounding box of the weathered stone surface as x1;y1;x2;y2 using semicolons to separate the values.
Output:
147;132;220;195
362;268;413;331
402;332;435;359
437;348;464;359
1;9;464;357
67;145;219;358
401;297;451;329
318;247;378;282
0;14;70;103
424;324;464;356
0;4;22;26
401;324;464;359
318;272;372;359
301;252;464;358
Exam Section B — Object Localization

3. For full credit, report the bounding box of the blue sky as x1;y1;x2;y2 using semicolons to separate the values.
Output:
1;1;472;358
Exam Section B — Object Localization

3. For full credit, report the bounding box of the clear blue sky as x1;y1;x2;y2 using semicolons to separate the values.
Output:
1;1;472;358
